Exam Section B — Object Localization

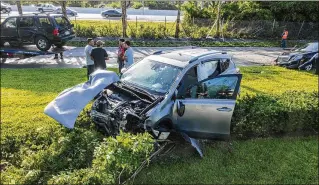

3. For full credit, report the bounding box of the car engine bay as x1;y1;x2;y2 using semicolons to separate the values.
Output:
90;82;162;137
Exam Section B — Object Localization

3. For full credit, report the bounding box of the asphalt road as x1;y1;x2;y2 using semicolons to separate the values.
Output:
0;46;282;69
2;6;182;22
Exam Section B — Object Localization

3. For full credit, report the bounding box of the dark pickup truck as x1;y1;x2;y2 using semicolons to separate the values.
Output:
0;13;75;51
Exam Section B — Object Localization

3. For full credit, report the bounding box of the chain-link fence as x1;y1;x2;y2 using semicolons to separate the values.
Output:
70;16;317;40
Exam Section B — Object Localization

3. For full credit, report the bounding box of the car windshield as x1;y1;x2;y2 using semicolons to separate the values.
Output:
296;43;318;52
121;58;182;94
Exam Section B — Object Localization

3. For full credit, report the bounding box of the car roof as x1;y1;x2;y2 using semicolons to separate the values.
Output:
153;48;228;67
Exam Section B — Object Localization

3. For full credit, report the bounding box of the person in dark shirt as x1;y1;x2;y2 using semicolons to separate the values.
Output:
90;40;109;70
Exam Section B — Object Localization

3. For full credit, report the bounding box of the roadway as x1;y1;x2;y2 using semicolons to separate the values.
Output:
1;5;182;22
0;46;281;69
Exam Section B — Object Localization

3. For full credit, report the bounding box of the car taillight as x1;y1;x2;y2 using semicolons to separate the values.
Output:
53;28;59;36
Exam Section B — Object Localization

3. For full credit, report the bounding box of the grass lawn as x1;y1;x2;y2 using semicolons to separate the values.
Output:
1;66;318;184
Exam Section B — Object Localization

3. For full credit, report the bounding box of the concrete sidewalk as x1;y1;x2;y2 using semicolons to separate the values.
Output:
1;46;283;69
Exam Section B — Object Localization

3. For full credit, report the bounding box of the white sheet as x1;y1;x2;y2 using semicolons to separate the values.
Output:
44;70;119;129
197;61;218;82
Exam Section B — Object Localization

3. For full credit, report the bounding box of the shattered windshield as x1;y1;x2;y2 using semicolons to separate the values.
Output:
121;58;182;93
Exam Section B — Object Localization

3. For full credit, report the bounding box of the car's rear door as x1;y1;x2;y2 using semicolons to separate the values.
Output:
17;17;37;43
173;74;242;140
1;17;19;42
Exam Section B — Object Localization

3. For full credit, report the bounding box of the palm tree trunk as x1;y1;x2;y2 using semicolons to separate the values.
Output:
16;1;22;15
61;1;67;17
216;1;221;38
175;1;181;38
121;1;128;38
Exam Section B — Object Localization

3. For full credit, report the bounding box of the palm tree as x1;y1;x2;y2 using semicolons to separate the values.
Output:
121;1;130;38
61;1;67;17
16;1;22;15
175;1;181;38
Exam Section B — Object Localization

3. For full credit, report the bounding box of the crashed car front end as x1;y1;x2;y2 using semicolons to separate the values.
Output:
90;82;161;137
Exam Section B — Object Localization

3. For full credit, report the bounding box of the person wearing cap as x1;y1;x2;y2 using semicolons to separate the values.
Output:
123;40;134;68
90;40;109;70
117;38;125;73
84;38;95;79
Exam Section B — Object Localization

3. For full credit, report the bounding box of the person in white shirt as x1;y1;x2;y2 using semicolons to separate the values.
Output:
84;38;95;79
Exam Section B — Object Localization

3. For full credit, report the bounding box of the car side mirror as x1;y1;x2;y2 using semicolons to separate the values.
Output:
177;101;185;117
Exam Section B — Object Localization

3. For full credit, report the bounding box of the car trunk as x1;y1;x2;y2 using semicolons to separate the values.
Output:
53;16;74;37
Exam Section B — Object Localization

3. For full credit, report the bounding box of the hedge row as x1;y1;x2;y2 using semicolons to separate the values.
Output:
232;91;319;139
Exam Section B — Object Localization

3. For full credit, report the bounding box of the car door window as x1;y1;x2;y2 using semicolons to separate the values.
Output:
3;18;17;28
187;75;240;100
197;60;219;81
38;17;52;27
19;17;34;28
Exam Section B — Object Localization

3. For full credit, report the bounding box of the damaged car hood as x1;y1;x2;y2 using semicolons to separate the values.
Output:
44;70;119;128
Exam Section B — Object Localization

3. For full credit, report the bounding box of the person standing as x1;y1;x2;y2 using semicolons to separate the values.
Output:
84;38;95;79
117;38;125;73
123;40;134;69
90;40;109;70
281;28;289;49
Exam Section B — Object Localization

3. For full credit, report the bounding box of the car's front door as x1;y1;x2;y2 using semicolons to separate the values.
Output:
173;74;242;140
18;17;37;43
1;17;18;42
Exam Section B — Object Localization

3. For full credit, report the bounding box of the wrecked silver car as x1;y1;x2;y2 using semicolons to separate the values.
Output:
90;48;242;141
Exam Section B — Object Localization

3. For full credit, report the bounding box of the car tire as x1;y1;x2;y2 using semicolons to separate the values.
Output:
305;63;313;71
104;14;109;18
35;36;51;51
39;8;44;13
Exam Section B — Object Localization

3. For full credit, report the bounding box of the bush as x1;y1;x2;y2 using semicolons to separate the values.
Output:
132;2;143;9
48;132;154;184
232;91;319;138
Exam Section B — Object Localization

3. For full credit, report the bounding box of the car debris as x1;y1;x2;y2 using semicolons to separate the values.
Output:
274;42;318;69
45;48;242;157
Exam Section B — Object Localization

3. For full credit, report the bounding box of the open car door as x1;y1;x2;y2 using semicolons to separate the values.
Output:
173;74;242;140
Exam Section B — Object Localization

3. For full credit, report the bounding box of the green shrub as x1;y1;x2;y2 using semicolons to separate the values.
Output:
232;91;319;138
48;132;154;184
132;2;143;9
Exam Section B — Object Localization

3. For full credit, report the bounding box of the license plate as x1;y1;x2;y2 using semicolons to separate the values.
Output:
65;31;70;35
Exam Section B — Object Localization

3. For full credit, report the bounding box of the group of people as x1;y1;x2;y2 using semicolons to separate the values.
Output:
84;38;134;79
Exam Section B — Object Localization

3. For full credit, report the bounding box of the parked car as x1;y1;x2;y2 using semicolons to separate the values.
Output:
90;48;242;140
0;14;75;51
52;7;78;17
1;2;11;14
37;4;57;13
101;9;122;18
275;42;318;69
298;53;318;71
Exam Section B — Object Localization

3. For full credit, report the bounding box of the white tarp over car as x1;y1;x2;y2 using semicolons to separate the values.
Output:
44;70;119;129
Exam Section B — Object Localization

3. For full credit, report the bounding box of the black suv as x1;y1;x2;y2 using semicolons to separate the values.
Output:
0;14;75;51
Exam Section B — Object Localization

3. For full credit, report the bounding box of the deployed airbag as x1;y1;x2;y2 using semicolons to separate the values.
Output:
44;70;119;129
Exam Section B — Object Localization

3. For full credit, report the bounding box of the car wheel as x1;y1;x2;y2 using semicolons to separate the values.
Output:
39;8;44;13
305;64;313;71
35;36;51;51
70;13;74;16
